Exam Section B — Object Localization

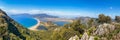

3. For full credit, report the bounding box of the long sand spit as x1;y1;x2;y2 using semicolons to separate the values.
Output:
29;18;40;31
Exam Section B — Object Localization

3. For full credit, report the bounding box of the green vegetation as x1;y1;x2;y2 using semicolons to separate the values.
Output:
64;19;85;34
115;16;120;22
0;9;42;40
51;27;79;40
98;14;111;23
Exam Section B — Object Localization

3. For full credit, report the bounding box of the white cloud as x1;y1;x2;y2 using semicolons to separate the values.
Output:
28;10;41;13
9;10;18;13
1;8;100;18
8;9;27;14
28;9;74;16
6;9;92;17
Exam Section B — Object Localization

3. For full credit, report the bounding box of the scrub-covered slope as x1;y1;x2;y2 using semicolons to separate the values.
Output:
0;9;41;40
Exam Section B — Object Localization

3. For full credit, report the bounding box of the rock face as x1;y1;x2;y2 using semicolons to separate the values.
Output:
80;32;95;40
94;23;115;36
80;23;120;40
112;32;120;40
81;32;89;40
69;35;79;40
89;36;94;40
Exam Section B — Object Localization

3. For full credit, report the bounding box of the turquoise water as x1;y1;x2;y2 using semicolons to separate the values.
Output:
10;16;37;28
10;15;69;29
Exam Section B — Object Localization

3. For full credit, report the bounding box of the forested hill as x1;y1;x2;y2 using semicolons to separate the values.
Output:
0;9;41;40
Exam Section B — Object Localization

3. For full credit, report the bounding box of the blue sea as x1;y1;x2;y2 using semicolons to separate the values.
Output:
10;15;37;28
9;15;70;29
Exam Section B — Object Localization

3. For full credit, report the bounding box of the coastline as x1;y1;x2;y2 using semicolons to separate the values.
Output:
29;18;40;31
44;18;73;22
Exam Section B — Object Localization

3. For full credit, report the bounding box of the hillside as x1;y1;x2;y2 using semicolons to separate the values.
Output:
0;9;42;40
32;14;58;18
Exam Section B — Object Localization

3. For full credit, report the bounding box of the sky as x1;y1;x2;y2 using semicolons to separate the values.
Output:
0;0;120;18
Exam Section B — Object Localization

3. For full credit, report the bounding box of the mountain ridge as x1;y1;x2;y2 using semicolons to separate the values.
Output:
10;13;59;18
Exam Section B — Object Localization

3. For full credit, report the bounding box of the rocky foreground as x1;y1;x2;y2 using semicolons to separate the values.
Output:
69;23;120;40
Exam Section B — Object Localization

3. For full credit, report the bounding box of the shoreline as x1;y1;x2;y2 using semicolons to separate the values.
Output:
44;18;73;23
29;18;40;31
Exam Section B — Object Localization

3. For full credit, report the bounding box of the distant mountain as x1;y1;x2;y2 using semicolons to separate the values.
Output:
11;13;59;18
10;13;32;17
75;17;91;23
32;14;59;18
11;13;31;16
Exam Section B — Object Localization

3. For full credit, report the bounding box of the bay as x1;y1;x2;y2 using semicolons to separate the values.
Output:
10;15;37;28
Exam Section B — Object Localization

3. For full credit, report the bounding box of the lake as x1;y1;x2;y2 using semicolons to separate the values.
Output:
53;21;69;26
37;21;69;30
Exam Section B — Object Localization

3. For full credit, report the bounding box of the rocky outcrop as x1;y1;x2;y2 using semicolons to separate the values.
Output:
89;36;94;40
81;32;89;40
80;32;95;40
94;23;115;36
69;35;79;40
80;23;120;40
112;32;120;40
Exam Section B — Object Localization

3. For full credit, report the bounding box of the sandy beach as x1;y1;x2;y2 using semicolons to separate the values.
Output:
29;18;40;31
